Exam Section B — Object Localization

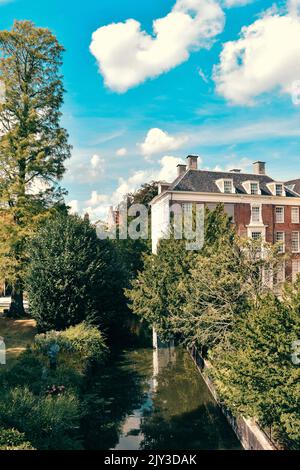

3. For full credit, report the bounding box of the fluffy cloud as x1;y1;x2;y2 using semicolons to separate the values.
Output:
90;0;224;92
68;200;80;215
83;155;185;222
139;128;188;158
87;191;109;206
66;152;105;183
214;6;300;104
222;0;253;7
116;147;127;156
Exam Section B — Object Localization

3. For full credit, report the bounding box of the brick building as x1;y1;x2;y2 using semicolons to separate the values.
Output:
151;155;300;283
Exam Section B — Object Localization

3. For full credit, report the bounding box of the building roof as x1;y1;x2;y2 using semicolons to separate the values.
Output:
169;169;298;197
285;179;300;196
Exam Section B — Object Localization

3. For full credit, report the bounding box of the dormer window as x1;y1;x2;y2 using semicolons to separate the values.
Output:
250;182;259;195
216;178;235;194
275;184;283;196
224;180;233;194
267;182;286;196
242;180;261;195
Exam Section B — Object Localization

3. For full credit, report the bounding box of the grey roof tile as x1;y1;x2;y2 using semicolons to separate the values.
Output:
169;170;297;197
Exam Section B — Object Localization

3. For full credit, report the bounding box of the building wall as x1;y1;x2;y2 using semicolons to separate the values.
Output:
152;197;300;281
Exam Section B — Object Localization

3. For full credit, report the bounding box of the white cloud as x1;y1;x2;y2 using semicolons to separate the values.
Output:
87;191;109;206
90;0;224;92
222;0;254;7
66;152;105;183
139;128;188;158
68;200;79;215
83;155;185;222
189;116;300;146
116;147;127;156
214;7;300;104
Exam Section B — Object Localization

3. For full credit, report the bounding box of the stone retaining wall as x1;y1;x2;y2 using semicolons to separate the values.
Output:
188;346;277;451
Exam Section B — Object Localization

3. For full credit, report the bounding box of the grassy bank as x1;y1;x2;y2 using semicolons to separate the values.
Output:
0;318;36;367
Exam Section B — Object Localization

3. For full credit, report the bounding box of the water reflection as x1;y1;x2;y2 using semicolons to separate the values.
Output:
83;347;241;450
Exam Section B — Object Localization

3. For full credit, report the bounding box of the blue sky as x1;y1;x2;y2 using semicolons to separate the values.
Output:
1;0;300;219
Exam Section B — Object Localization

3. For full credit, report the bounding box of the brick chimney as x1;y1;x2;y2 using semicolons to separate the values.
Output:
177;164;187;176
186;155;199;170
253;161;266;175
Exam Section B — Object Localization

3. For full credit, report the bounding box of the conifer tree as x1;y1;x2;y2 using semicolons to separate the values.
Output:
0;21;71;316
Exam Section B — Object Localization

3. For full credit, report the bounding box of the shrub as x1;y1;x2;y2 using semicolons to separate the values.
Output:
0;428;35;450
33;322;107;373
0;387;82;450
0;351;44;394
26;213;127;334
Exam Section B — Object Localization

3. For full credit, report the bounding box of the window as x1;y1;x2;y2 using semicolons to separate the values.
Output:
182;203;192;213
292;232;300;253
292;207;300;224
224;180;233;194
250;183;259;195
251;232;262;241
251;205;261;223
275;206;284;223
275;184;283;196
292;260;300;283
274;262;286;285
275;232;285;253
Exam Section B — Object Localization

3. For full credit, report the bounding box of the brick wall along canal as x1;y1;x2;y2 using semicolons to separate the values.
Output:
82;347;242;450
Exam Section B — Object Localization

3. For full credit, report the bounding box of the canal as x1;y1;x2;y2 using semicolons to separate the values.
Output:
83;347;241;450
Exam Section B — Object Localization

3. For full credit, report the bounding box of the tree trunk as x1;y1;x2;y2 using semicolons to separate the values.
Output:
8;278;26;318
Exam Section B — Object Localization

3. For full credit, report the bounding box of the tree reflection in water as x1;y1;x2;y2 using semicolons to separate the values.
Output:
82;348;241;450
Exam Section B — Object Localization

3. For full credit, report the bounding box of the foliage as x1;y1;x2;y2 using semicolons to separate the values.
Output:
0;387;81;450
0;20;71;316
126;236;197;341
34;322;107;369
0;428;35;450
26;213;126;335
210;292;300;449
126;181;159;208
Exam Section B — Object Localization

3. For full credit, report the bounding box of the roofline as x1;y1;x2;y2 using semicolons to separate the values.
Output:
150;189;300;206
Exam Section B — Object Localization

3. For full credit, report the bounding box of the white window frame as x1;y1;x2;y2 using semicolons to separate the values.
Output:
275;184;284;196
291;207;300;224
251;231;262;241
275;261;286;285
275;231;285;253
251;205;261;223
216;178;235;194
275;206;285;223
292;259;300;283
224;179;234;194
292;232;300;253
250;182;259;195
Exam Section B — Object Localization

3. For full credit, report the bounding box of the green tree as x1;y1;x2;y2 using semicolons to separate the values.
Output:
125;235;198;342
0;20;71;317
211;292;300;448
26;213;126;334
174;236;283;351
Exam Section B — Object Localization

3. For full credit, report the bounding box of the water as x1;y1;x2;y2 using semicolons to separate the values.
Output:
83;347;241;450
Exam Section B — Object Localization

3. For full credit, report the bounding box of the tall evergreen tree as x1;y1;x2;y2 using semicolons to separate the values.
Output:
0;21;71;316
26;213;127;334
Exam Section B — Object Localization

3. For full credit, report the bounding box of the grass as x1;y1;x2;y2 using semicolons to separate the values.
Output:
0;317;36;367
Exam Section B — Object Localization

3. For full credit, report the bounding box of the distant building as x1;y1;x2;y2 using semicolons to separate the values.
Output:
285;179;300;196
151;155;300;283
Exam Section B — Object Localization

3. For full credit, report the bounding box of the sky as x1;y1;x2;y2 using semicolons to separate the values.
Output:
1;0;300;220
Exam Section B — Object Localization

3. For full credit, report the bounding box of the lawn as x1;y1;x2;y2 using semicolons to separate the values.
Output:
0;317;36;367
